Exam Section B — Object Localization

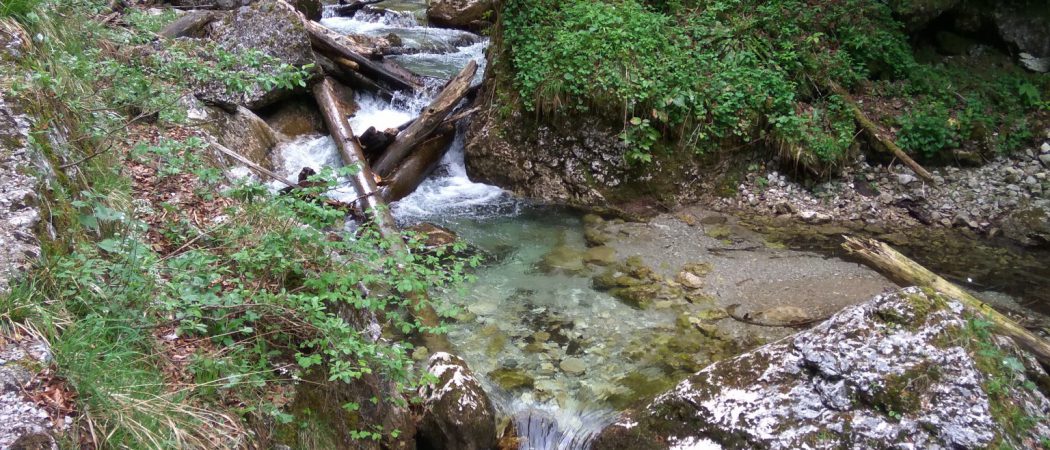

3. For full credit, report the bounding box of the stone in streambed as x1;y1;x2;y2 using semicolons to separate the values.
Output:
676;271;705;289
488;367;534;390
583;246;617;265
539;245;586;274
559;357;586;375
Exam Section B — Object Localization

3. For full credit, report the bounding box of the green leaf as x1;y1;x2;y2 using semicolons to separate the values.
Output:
97;238;121;253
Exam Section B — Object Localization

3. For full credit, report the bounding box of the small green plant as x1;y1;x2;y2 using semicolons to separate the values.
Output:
896;102;958;158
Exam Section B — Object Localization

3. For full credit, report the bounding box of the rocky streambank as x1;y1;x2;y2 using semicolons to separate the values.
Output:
591;287;1050;449
721;133;1050;249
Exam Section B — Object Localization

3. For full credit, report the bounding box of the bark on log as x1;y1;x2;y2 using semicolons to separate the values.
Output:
159;10;217;38
380;123;455;203
371;60;477;177
305;20;423;93
829;82;935;182
843;236;1050;367
315;54;395;101
312;77;451;353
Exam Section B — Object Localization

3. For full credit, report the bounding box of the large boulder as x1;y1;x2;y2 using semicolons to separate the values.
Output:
426;0;495;31
417;353;497;450
189;98;283;169
195;0;317;110
590;287;1050;449
991;0;1050;59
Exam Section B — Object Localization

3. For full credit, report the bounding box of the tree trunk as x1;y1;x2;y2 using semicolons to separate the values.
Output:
380;123;455;203
315;54;395;102
829;82;935;182
159;10;217;38
843;236;1050;367
305;20;423;93
371;60;477;177
312;77;451;353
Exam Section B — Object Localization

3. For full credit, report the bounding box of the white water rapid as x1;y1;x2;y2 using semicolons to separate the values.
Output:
266;5;615;449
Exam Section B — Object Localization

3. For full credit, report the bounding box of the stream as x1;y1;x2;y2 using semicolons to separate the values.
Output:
260;3;1050;449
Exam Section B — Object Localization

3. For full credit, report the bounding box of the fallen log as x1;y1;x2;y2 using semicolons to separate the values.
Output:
371;60;477;177
312;76;451;353
380;123;455;203
315;54;395;101
329;0;384;17
843;236;1050;367
829;82;935;183
159;10;217;39
304;19;423;93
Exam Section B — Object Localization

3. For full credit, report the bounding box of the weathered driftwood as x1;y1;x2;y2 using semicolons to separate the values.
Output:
304;19;423;93
371;60;477;177
829;82;934;182
159;10;217;38
843;236;1050;367
312;76;451;352
315;54;394;101
381;123;455;203
329;0;384;17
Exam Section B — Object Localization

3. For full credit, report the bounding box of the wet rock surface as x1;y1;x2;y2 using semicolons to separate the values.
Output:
591;287;1050;449
418;353;497;450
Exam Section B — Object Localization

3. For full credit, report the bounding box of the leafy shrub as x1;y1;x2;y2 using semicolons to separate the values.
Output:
502;0;914;163
896;102;958;158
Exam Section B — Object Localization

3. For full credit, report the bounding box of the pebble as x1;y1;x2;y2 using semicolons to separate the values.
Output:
559;358;586;375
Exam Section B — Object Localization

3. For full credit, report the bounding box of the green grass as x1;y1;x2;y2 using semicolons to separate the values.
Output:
0;0;472;447
0;0;44;21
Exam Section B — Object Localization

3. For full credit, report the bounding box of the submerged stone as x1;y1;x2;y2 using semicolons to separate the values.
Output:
489;367;535;391
559;357;587;375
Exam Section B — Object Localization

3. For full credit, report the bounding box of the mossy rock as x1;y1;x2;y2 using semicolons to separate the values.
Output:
489;367;534;390
610;285;660;309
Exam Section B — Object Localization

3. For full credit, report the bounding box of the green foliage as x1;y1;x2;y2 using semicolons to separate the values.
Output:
502;0;1046;164
0;0;462;446
959;317;1045;446
896;102;958;158
502;0;912;163
0;0;44;21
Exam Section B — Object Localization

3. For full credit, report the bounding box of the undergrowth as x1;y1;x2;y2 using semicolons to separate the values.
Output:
1;0;467;447
501;0;1048;168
